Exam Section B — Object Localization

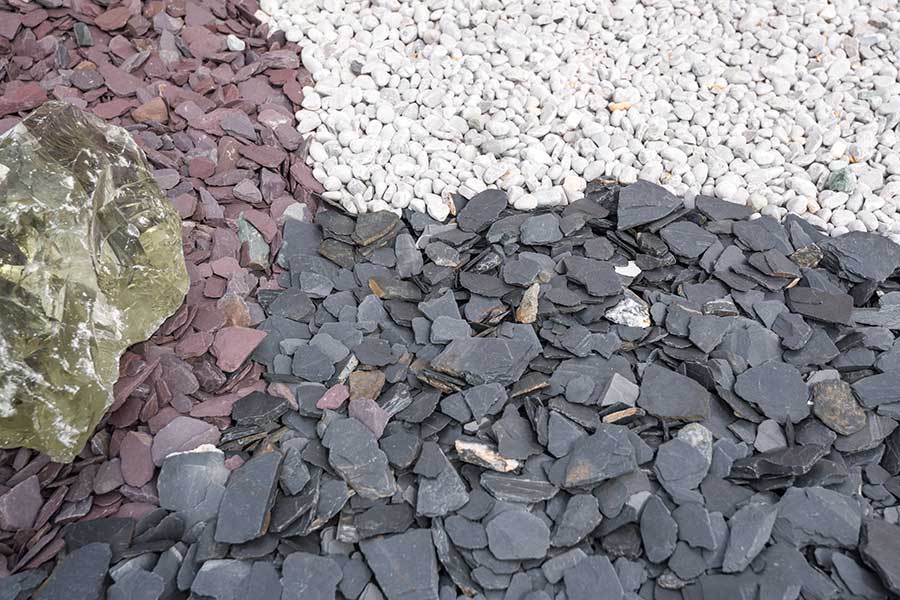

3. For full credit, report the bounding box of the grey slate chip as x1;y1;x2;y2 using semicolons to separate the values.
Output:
637;364;710;421
291;344;335;382
563;555;624;600
353;338;395;366
107;570;165;600
520;213;563;245
158;449;229;513
551;494;602;547
231;391;289;425
660;221;717;258
360;529;440;600
722;503;778;573
695;195;753;220
563;424;637;488
672;503;717;550
266;288;314;321
688;314;731;353
240;562;282;600
773;486;861;548
639;495;677;563
215;451;282;544
417;445;469;517
430;316;471;344
861;518;900;595
786;286;853;324
653;438;709;503
733;361;810;424
480;472;559;503
457;189;508;232
444;515;488;549
821;231;900;283
322;417;396;499
0;570;48;600
281;553;342;600
191;560;251;600
486;509;551;560
35;542;111;600
562;256;622;297
852;371;900;408
616;180;681;231
493;405;543;459
395;232;424;277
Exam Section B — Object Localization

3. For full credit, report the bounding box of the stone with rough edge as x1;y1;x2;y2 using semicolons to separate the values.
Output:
0;103;188;461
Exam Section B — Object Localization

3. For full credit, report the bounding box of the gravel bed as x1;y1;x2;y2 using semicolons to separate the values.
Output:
255;0;900;240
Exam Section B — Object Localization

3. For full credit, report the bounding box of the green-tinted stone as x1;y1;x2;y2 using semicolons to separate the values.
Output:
0;102;189;462
824;167;856;193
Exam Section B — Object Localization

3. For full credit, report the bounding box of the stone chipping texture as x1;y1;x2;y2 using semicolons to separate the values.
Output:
0;0;318;577
256;0;900;242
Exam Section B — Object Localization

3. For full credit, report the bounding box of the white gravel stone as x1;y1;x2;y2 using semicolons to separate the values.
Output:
256;0;900;239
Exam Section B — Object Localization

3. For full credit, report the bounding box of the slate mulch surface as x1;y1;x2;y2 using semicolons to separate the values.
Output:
0;0;319;579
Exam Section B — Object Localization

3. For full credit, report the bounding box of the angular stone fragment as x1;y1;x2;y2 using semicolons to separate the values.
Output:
722;503;778;573
281;553;342;600
564;555;624;600
660;221;717;258
520;214;563;245
215;452;282;543
455;438;520;472
360;529;440;600
151;417;221;465
107;570;165;600
322;417;396;499
563;425;637;488
35;542;111;600
773;487;861;548
672;503;717;550
617;180;681;231
158;446;229;513
654;438;709;503
480;472;558;503
852;372;900;408
486;509;551;560
430;325;541;386
640;495;677;563
0;474;41;530
786;287;852;325
811;380;867;435
637;364;710;421
563;256;622;297
0;103;188;461
213;326;268;372
730;443;829;479
417;445;469;517
861;518;900;595
734;362;809;424
821;231;900;283
191;560;251;600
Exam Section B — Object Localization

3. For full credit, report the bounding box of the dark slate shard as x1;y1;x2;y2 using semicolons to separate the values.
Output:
190;560;252;600
653;439;709;503
668;542;707;580
697;573;759;599
520;213;563;245
636;364;710;421
266;288;314;321
564;555;624;600
240;562;282;600
380;431;421;469
733;361;809;424
352;210;400;246
563;424;637;488
0;570;48;600
771;311;812;349
291;344;335;382
353;338;395;367
414;441;446;478
279;445;311;495
493;405;543;459
722;503;778;573
551;494;602;547
659;221;717;259
811;380;867;435
158;449;229;513
616;180;681;231
458;271;513;297
542;548;587;584
852;371;900;409
464;383;507;420
323;417;396;499
478;471;557;504
417;445;469;517
395;232;424;278
672;503;717;550
445;515;488;549
861;518;900;595
821;231;900;282
832;553;888;599
231;391;289;426
430;324;541;386
430;316;471;344
687;314;731;353
485;509;551;560
786;286;853;325
547;412;588;458
562;256;622;297
35;542;111;600
107;570;164;600
360;529;440;600
64;517;134;562
215;451;282;544
457;189;508;232
431;519;480;597
502;255;543;286
419;289;461;320
729;443;828;479
695;195;753;220
639;495;677;563
369;276;423;301
773;486;861;548
281;553;342;600
355;504;415;540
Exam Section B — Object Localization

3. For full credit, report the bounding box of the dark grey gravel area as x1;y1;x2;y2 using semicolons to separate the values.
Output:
9;179;900;600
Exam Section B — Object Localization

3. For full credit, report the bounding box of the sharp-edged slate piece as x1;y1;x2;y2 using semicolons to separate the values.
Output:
215;451;282;544
359;529;440;600
322;417;396;499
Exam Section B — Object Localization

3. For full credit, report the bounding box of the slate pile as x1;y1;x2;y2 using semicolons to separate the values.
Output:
10;179;900;599
0;0;320;578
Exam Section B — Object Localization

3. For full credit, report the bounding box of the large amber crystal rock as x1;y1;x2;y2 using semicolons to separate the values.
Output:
0;102;189;461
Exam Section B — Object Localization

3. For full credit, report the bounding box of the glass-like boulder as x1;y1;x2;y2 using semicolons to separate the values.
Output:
0;102;189;461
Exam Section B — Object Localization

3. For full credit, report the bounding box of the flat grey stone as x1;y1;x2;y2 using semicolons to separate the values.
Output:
852;371;900;408
444;515;488;549
616;180;681;231
457;189;507;232
486;509;551;560
551;494;602;547
430;316;471;344
35;543;111;600
480;472;558;503
861;518;900;595
672;503;717;550
395;232;424;277
773;487;861;548
158;449;229;513
323;417;396;499
281;553;342;600
653;438;709;503
520;213;563;245
637;364;710;421
660;221;717;258
416;444;469;517
563;424;637;488
562;256;622;297
215;451;282;544
734;361;810;424
754;419;787;453
722;503;778;573
639;495;677;563
360;529;440;600
563;555;624;600
599;373;638;407
292;344;335;382
190;560;251;600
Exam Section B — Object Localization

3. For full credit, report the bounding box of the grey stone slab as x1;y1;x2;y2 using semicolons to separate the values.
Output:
734;361;810;424
323;417;396;499
214;452;282;544
486;509;550;560
190;560;252;600
637;364;710;421
281;553;342;600
360;529;440;600
616;180;681;231
722;503;778;573
563;424;637;488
